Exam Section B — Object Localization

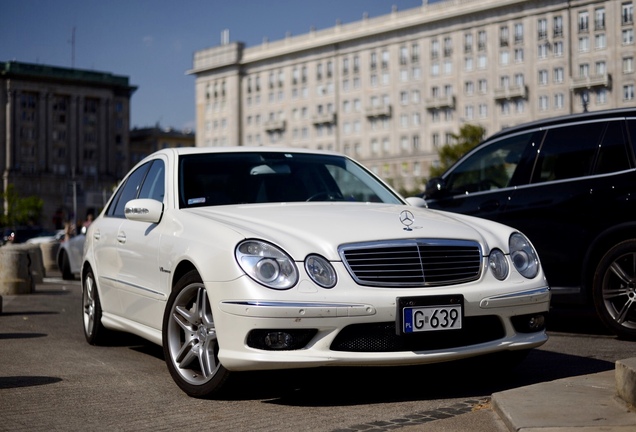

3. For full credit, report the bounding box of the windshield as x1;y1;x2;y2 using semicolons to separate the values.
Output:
179;152;403;208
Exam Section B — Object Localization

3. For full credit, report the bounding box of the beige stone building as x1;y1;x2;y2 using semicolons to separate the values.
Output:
190;0;636;193
130;126;195;167
0;61;136;229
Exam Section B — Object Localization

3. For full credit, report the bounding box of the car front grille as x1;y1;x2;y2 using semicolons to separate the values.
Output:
339;239;482;287
330;317;505;352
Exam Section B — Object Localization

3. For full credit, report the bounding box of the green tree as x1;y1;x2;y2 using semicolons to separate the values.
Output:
0;184;44;227
429;124;486;178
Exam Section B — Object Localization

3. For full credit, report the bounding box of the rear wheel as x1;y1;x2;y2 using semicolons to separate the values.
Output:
60;251;73;280
162;270;230;398
592;240;636;340
82;269;108;344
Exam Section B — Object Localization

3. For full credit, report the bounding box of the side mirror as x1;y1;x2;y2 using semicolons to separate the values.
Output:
405;197;428;208
424;177;448;199
124;199;164;224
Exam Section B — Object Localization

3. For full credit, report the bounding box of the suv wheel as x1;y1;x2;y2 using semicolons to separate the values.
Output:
592;239;636;340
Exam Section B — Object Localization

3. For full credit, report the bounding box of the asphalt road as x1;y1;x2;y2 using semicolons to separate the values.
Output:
1;275;635;432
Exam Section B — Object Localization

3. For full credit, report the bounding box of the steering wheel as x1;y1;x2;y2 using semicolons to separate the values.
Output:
306;191;345;202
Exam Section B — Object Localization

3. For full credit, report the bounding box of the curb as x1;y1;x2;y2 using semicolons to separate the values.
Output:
616;358;636;407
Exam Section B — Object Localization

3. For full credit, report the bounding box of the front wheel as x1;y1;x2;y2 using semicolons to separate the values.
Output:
592;240;636;340
162;270;230;398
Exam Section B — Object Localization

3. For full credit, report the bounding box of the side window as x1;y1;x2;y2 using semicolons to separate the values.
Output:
106;162;151;218
445;131;537;194
532;122;604;183
593;121;631;175
138;160;165;202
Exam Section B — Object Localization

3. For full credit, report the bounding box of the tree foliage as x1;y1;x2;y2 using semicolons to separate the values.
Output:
0;184;44;227
429;124;486;178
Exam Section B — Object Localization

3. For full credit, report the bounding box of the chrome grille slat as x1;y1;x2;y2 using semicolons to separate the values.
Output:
339;239;482;287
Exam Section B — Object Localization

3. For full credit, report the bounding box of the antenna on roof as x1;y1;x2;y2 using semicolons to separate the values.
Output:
68;27;76;68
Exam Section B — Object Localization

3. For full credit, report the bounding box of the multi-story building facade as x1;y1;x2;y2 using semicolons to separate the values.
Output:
0;61;136;229
190;0;636;193
130;126;195;167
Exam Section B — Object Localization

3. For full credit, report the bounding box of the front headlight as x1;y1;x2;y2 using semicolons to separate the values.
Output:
235;240;298;289
305;254;337;288
509;232;539;279
488;248;509;280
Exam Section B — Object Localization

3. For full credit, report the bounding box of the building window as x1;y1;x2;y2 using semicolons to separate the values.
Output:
464;33;473;53
580;63;590;77
579;36;590;52
478;30;487;51
578;11;589;33
623;2;634;25
554;41;564;56
624;84;635;100
597;88;608;104
595;8;606;30
539;95;549;110
624;56;635;74
624;29;634;44
514;48;524;62
499;26;509;47
554;67;564;83
538;69;548;85
538;44;548;59
411;43;420;63
431;39;440;60
479;103;488;118
554;16;564;37
538;18;548;39
554;93;565;109
514;23;524;44
595;33;606;49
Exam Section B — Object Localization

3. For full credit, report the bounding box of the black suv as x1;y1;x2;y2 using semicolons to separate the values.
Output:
423;108;636;339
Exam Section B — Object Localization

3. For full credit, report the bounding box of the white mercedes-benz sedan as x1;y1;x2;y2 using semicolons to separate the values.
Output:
81;147;550;398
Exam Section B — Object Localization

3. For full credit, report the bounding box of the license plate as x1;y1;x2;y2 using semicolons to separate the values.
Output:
402;305;462;333
397;295;464;334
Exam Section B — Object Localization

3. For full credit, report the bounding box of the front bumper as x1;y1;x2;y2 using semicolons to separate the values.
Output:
210;273;550;371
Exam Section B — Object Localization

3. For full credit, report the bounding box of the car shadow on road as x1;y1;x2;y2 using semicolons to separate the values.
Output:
221;348;614;405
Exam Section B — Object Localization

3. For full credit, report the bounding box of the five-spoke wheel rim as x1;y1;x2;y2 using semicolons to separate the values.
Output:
602;252;636;331
165;282;220;385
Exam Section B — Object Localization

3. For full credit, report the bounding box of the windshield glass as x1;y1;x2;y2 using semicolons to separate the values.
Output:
179;152;403;208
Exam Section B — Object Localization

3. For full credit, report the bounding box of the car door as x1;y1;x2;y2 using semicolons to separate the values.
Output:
425;129;541;220
92;162;153;315
115;158;167;329
503;119;633;291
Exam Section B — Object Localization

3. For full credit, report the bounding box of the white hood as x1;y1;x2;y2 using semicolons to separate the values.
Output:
184;203;508;261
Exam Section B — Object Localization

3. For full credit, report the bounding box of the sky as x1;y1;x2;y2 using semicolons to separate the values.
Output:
2;0;425;132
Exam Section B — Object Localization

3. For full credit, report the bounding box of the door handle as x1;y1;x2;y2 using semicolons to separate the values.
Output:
478;200;501;213
117;232;127;244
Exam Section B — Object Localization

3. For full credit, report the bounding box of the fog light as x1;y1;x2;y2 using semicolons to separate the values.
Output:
511;313;547;333
246;329;318;350
265;331;293;349
527;314;546;331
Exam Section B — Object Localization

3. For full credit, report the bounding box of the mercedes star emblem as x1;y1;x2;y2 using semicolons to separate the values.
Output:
399;210;415;231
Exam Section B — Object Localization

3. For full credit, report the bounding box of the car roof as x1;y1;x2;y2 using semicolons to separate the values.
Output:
148;146;344;158
488;107;636;141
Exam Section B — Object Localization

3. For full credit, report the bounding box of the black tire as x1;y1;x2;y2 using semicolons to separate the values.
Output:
162;270;231;398
61;251;73;280
592;239;636;340
82;268;108;345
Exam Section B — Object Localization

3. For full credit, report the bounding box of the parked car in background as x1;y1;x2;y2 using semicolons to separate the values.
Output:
81;147;550;398
57;230;85;280
26;229;66;244
1;226;45;245
423;108;636;339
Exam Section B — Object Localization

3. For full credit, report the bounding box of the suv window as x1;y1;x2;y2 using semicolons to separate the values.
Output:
531;122;605;183
445;131;538;194
594;120;632;175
